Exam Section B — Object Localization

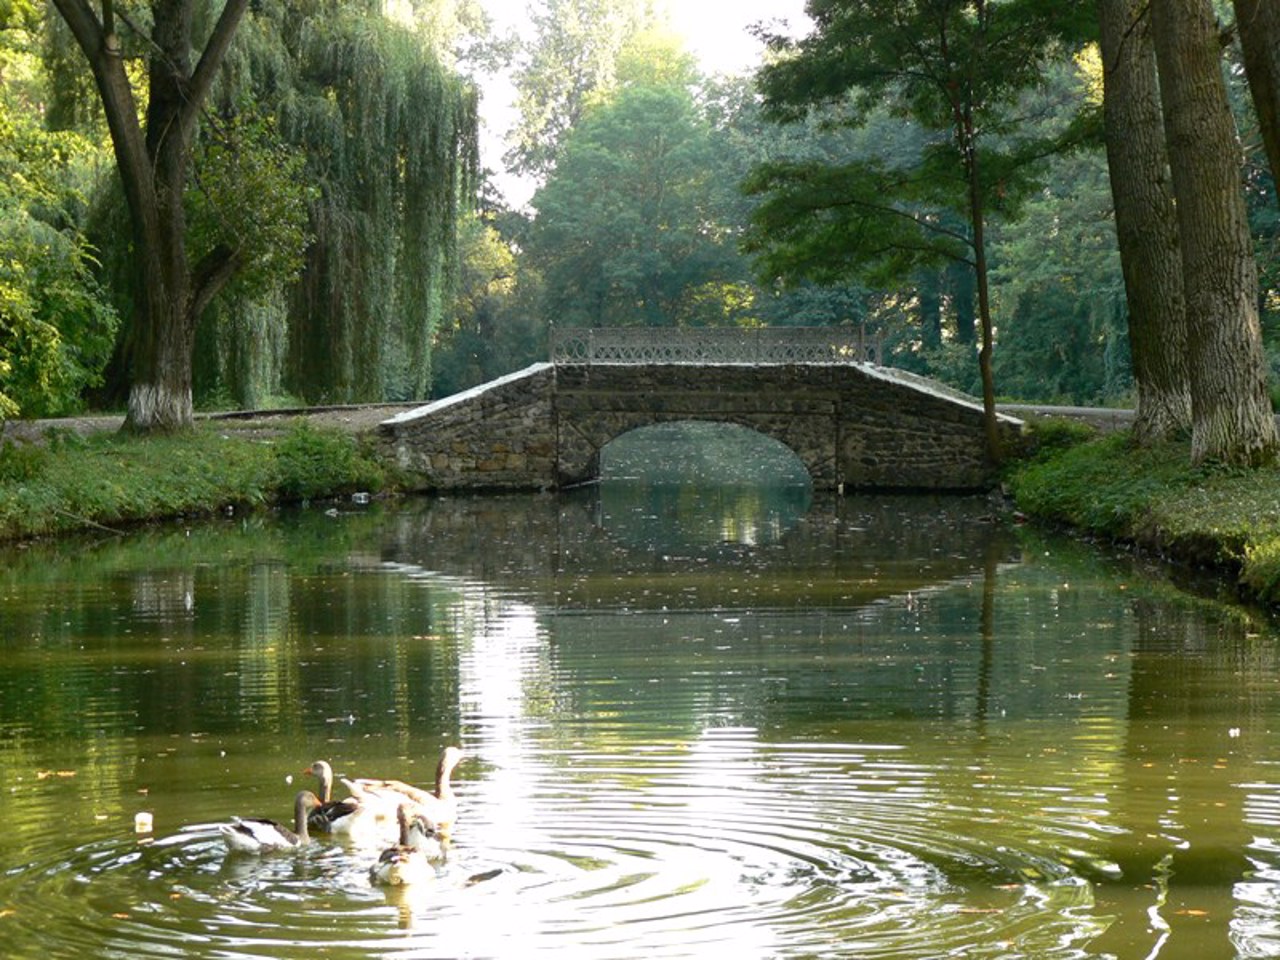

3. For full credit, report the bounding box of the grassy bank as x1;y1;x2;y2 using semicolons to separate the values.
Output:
1007;426;1280;606
0;422;391;542
8;413;1280;610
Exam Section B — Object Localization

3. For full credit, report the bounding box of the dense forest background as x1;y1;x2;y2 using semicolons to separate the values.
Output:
1;0;1276;433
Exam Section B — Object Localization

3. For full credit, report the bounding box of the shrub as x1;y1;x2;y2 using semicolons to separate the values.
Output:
0;439;46;483
272;422;385;501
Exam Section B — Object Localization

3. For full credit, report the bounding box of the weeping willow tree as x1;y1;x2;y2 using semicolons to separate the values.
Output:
205;0;479;405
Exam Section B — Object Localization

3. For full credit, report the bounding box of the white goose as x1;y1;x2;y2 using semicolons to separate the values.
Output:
369;804;439;886
343;746;465;835
220;790;320;854
304;760;375;837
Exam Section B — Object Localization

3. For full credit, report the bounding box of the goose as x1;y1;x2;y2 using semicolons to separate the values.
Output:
304;759;373;836
343;746;465;834
369;804;439;886
220;790;320;854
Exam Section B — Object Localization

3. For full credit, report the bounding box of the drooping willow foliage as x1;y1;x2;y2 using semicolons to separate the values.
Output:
207;0;479;404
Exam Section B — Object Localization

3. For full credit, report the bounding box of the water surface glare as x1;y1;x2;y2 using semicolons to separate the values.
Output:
1;489;1279;958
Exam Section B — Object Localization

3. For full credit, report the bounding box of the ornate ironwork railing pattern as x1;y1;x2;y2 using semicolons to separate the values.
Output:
550;327;881;365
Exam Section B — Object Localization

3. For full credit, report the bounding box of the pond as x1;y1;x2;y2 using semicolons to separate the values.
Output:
0;482;1278;959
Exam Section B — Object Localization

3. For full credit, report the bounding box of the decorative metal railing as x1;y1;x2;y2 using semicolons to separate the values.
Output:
549;327;882;366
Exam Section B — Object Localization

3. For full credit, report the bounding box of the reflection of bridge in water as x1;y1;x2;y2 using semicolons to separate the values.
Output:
380;328;1022;493
372;490;1021;613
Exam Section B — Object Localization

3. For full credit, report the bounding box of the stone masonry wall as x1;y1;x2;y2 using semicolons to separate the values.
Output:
380;361;1021;492
379;363;558;491
554;363;1019;491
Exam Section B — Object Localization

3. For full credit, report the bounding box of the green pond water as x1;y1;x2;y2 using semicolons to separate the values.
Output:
1;482;1279;959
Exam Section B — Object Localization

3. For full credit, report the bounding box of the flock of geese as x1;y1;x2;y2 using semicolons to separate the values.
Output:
219;746;465;886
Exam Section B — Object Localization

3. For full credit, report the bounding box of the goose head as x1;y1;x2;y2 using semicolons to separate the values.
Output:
305;760;335;803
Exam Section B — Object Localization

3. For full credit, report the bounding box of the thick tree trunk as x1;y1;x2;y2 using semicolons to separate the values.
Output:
1150;0;1277;465
51;0;248;434
1234;0;1280;189
1098;0;1192;444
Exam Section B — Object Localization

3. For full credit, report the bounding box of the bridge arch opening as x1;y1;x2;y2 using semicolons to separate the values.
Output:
595;422;812;548
600;421;812;487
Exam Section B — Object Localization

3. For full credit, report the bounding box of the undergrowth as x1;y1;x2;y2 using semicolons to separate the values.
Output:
0;422;390;542
1006;430;1280;604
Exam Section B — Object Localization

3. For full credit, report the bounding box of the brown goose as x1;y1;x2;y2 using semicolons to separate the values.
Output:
220;790;321;854
304;759;374;836
369;804;440;886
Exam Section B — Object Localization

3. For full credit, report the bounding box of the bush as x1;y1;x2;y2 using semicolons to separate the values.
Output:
0;440;46;483
272;422;385;501
1013;416;1098;462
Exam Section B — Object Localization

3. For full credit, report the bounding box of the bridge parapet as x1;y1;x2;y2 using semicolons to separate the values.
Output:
550;326;882;366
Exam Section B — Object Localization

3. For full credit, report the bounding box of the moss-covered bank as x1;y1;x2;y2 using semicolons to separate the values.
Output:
0;422;392;542
1006;425;1280;606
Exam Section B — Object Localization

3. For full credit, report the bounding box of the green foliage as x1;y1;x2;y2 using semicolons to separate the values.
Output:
0;422;389;541
1015;416;1099;462
251;2;479;403
1011;430;1280;604
1008;433;1198;537
186;112;313;298
0;439;46;483
506;0;658;180
431;209;543;397
272;422;385;500
0;11;117;419
527;78;748;328
748;1;1095;291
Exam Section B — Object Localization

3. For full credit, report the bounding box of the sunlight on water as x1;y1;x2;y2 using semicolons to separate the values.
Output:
0;490;1279;958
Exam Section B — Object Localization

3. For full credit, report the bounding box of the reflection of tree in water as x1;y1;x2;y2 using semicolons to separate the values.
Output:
598;481;813;550
1090;598;1277;958
377;491;1024;613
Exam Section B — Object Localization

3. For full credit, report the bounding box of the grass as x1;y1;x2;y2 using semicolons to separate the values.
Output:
0;421;390;542
1006;424;1280;605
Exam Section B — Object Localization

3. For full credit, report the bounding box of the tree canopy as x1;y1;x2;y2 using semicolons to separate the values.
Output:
748;0;1097;462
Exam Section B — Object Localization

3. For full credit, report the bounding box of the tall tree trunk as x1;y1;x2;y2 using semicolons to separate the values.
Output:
918;269;943;351
964;141;1001;467
1150;0;1277;465
1234;0;1280;189
51;0;248;433
1098;0;1192;444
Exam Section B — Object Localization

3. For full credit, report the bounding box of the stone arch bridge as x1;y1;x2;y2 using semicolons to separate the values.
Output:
378;329;1022;492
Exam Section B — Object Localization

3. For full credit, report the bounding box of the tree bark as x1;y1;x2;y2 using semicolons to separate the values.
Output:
1234;0;1280;190
1150;0;1277;465
1098;0;1192;444
51;0;248;433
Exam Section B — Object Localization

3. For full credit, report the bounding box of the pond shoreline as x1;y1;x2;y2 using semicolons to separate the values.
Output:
4;404;1275;612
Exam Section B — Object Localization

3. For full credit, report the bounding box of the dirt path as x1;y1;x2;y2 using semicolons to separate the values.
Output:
1;403;426;445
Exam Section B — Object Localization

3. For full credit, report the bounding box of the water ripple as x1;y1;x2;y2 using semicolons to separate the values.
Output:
0;741;1120;959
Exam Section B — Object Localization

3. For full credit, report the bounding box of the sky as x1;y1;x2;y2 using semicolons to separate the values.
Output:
473;0;812;206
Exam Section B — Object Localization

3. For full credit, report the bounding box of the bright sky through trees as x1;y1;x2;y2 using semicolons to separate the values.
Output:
474;0;811;204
